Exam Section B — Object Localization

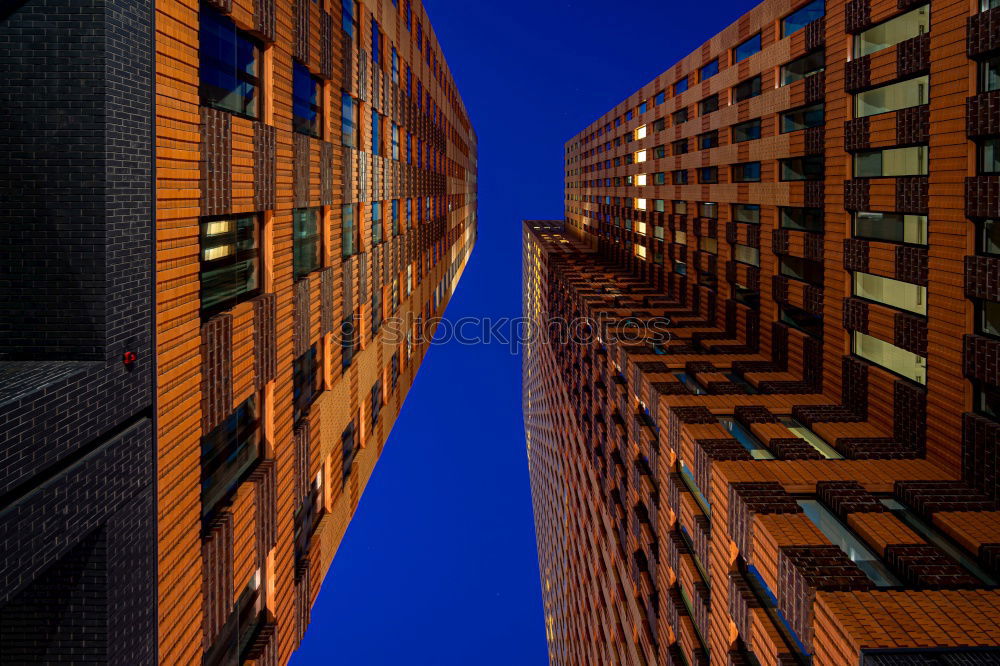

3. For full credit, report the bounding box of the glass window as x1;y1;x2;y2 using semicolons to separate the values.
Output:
733;204;760;223
699;237;718;254
781;50;825;86
674;77;689;94
200;214;260;318
639;101;648;114
371;201;382;244
698;131;718;150
391;47;399;83
674;200;688;215
853;332;927;384
293;62;322;137
673;139;689;155
699;167;718;184
675;230;688;244
655;91;666;105
733;76;762;102
199;6;261;118
780;156;824;180
371;110;380;154
343;0;356;36
781;256;823;285
732;162;761;183
653;199;666;212
201;395;260;515
783;0;825;37
734;244;760;266
653;172;666;185
701;59;719;80
981;300;1000;337
982;138;1000;173
732;119;761;143
342;203;357;257
855;76;928;117
635;124;647;140
672;108;689;125
853;211;927;244
293;208;322;279
982;54;1000;93
982;219;1000;255
293;344;322;422
653;118;666;132
781;207;823;232
853;271;926;314
653;144;666;158
391;199;400;236
781;103;824;132
781;304;824;338
855;5;929;58
854;146;927;177
672;170;688;185
700;94;719;115
635;149;647;163
675;261;687;275
699;202;718;218
340;93;356;147
371;17;381;65
734;34;761;62
391;123;399;160
798;499;902;586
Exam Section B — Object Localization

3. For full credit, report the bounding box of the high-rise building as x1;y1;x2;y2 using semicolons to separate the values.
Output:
0;0;476;662
524;0;1000;663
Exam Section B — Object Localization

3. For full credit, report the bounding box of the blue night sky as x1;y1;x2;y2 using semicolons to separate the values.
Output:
291;1;753;663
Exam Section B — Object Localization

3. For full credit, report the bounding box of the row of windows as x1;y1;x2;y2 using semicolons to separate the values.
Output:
575;4;931;158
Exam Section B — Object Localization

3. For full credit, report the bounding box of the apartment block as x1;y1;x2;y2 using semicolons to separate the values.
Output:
0;0;476;663
524;0;1000;663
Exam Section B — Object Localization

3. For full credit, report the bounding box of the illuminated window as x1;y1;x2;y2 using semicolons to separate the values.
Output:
635;124;647;140
636;150;647;163
636;198;647;210
636;174;647;186
855;76;928;117
635;245;647;259
854;146;927;177
853;271;926;314
853;332;926;384
853;211;927;244
855;5;928;58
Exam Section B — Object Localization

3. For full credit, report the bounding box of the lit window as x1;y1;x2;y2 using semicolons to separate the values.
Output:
199;214;260;318
635;124;647;140
853;332;926;384
636;174;647;186
854;76;928;117
855;5;928;58
636;150;647;163
636;198;647;210
853;271;926;314
635;245;647;259
854;146;927;177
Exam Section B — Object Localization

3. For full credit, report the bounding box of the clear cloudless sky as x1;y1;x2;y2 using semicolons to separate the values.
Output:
291;1;754;663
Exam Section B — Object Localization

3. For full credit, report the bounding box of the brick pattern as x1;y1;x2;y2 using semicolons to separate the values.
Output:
894;311;927;357
254;0;275;41
293;132;310;209
253;122;276;211
320;267;335;336
249;459;278;565
200;314;234;433
844;179;870;211
844;297;870;334
896;33;929;78
966;255;1000;303
728;482;802;559
293;277;311;357
844;238;870;273
896;176;928;215
963;412;1000;501
895;245;928;286
201;107;232;216
844;0;871;33
966;175;1000;218
967;90;1000;138
251;292;277;388
818;481;887;519
845;56;871;94
201;511;234;650
968;6;1000;59
896;105;929;146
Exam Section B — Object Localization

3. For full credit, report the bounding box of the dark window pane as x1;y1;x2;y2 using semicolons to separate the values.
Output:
293;62;322;137
200;214;260;318
732;119;761;143
733;76;762;102
782;103;824;132
200;6;260;118
734;34;761;62
293;208;322;279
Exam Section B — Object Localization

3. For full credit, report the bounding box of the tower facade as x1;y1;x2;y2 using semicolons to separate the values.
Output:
0;0;476;663
524;0;1000;663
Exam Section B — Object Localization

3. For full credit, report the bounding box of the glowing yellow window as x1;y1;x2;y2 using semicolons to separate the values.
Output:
636;198;647;210
636;174;647;186
635;245;647;259
635;125;647;140
636;150;647;163
636;221;647;235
